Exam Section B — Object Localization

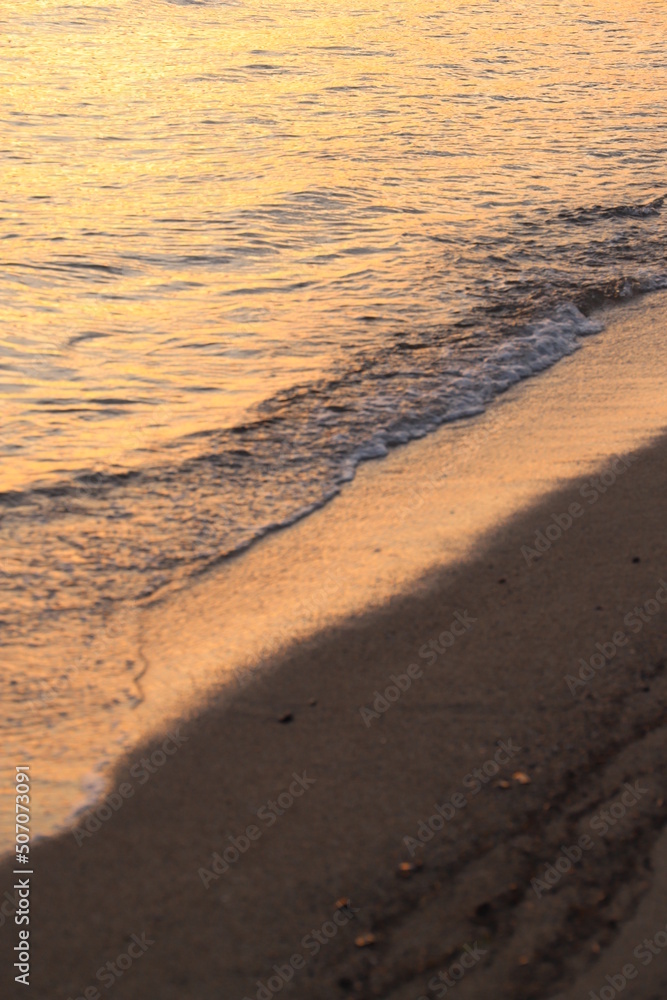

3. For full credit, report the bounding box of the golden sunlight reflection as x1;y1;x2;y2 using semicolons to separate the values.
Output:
2;0;664;486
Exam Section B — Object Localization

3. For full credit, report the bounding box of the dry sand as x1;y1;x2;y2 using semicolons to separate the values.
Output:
2;294;667;1000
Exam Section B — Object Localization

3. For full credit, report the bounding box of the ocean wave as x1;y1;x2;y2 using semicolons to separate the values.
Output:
0;283;653;645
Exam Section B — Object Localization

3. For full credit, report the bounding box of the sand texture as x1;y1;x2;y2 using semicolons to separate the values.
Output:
2;428;667;999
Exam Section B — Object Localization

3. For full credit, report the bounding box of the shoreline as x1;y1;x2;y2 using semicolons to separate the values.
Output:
1;292;667;997
4;289;667;849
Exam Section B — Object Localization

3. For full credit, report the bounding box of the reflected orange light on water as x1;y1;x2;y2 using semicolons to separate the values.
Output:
2;0;665;487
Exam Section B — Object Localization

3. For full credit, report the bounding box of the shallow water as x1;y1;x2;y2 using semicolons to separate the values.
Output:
1;1;667;771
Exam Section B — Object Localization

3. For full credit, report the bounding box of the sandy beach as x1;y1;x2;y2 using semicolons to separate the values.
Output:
5;5;667;998
2;294;667;999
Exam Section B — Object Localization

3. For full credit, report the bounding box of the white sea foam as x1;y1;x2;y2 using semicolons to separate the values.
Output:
339;302;605;487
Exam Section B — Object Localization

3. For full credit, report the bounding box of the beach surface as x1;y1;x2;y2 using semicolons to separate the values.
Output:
2;294;667;999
